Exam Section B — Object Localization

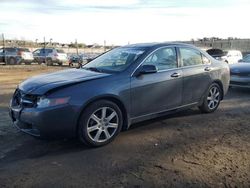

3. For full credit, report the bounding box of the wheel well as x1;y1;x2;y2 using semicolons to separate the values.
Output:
76;97;129;135
213;80;224;100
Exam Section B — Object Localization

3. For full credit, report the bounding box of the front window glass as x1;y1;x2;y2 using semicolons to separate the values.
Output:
143;47;177;70
180;47;203;66
83;47;145;73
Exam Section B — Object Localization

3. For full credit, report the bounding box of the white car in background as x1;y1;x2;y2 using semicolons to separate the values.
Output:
221;50;242;64
33;48;68;66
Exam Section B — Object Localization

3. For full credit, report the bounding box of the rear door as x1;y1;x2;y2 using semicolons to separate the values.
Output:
130;46;183;118
178;46;212;105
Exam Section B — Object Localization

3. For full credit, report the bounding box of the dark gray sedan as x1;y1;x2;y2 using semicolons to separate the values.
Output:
9;43;230;147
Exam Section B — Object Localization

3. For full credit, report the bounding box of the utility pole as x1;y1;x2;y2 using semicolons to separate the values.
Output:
43;37;46;49
2;33;5;49
50;38;53;47
44;37;46;64
104;40;106;52
75;39;78;55
2;33;6;63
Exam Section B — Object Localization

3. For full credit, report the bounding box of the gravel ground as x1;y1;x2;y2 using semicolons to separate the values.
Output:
0;65;249;188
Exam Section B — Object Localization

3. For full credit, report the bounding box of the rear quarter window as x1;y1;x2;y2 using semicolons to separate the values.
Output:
202;54;211;64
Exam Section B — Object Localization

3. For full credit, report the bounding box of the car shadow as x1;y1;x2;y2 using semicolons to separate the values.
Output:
1;86;250;165
128;108;200;131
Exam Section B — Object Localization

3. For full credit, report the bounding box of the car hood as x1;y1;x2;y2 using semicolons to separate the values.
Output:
19;69;110;95
230;63;250;74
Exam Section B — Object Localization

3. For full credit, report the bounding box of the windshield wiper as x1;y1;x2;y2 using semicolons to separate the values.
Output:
82;67;103;73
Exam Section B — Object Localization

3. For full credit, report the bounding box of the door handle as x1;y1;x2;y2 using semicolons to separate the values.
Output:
204;67;211;71
171;72;181;78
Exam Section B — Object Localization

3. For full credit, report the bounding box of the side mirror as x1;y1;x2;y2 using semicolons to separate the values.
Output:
238;59;243;62
136;65;158;76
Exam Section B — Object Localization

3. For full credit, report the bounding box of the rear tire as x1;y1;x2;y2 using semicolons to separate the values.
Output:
199;83;222;113
78;100;123;147
7;57;16;65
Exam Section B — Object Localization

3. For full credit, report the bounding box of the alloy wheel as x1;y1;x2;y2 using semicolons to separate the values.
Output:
207;86;220;110
87;107;119;143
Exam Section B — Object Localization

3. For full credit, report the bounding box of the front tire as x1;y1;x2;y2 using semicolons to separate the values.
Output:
199;83;222;113
78;100;123;147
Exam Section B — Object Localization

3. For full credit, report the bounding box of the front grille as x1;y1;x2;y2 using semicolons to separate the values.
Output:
12;89;37;108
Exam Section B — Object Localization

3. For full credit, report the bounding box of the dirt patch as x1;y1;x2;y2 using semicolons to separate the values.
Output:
0;65;249;187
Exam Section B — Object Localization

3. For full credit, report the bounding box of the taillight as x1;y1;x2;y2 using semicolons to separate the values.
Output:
18;50;22;56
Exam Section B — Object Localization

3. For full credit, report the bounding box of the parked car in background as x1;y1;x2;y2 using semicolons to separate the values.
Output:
0;47;34;65
68;53;89;68
223;50;242;64
238;54;250;63
9;43;230;147
206;49;242;64
206;48;225;60
33;48;68;66
230;55;250;88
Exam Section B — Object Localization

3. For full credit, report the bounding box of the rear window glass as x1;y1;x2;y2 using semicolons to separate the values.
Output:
19;48;30;52
5;48;16;52
56;49;65;53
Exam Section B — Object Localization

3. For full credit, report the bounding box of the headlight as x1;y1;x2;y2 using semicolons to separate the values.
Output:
37;96;70;108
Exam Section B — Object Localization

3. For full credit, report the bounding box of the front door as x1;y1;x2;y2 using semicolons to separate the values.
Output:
130;47;183;118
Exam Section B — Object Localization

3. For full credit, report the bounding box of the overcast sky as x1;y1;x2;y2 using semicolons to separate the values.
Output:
0;0;250;45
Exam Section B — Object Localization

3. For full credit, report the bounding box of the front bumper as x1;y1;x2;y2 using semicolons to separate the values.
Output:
9;104;78;138
52;58;68;64
230;76;250;88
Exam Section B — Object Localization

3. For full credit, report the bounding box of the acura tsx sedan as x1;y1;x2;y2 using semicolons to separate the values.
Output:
9;43;230;147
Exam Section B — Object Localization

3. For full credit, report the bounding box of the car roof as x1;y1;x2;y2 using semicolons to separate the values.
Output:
123;42;196;49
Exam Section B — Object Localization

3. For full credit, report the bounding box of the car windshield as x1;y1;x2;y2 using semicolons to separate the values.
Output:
20;48;30;52
242;55;250;62
82;47;145;73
